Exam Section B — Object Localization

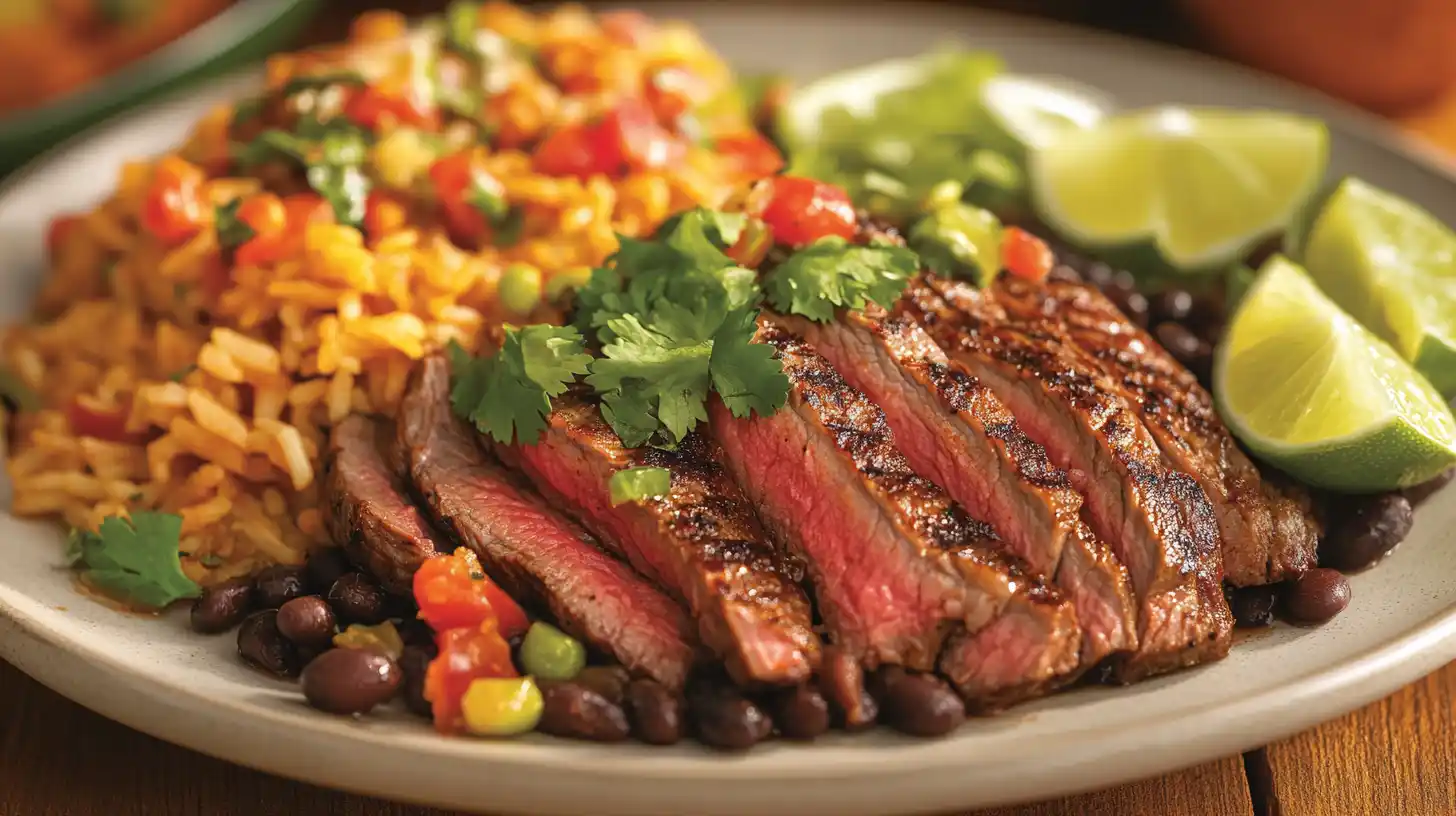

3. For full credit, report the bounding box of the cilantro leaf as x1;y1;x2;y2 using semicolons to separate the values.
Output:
709;308;789;419
215;198;256;253
280;70;367;98
70;512;200;609
587;315;712;447
450;326;591;445
763;237;919;323
608;467;672;506
308;162;371;228
444;0;480;56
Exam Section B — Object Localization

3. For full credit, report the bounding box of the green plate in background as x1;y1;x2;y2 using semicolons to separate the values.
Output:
0;0;320;176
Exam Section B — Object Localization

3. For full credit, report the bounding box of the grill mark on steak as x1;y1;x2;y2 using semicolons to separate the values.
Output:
398;356;698;690
782;309;1138;669
994;275;1320;585
899;276;1231;679
322;415;441;595
708;315;1081;700
494;394;820;687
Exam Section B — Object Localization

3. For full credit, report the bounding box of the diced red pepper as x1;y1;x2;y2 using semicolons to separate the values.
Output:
344;83;441;131
67;397;133;442
424;618;518;734
715;132;784;181
232;193;289;267
757;175;857;248
1001;227;1054;282
46;213;84;261
413;547;529;637
142;156;208;246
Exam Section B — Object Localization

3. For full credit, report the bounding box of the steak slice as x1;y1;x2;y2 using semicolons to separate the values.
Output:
708;315;1080;700
900;277;1231;679
398;356;698;690
783;308;1138;669
496;395;820;687
994;275;1320;585
323;415;442;595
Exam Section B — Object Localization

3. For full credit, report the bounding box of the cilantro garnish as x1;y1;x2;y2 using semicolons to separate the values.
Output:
67;512;201;609
280;70;367;98
449;327;592;445
0;367;40;412
608;467;672;506
444;0;481;56
762;236;920;322
465;173;521;245
215;198;256;254
232;118;372;228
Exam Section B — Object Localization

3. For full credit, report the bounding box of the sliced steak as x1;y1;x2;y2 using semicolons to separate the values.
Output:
495;395;820;687
323;415;441;594
708;316;1080;699
994;275;1320;585
783;308;1138;669
398;356;698;690
899;277;1231;679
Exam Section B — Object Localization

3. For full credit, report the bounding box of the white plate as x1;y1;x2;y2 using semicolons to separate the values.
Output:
2;4;1455;815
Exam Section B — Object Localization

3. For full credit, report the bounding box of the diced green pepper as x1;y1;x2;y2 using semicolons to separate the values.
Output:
518;622;587;681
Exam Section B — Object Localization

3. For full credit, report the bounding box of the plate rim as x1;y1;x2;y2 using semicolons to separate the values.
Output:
2;4;1456;812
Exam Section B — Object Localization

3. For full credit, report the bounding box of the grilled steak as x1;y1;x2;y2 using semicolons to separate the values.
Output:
496;395;820;687
323;415;441;594
899;276;1231;679
994;275;1320;585
784;309;1138;668
398;356;698;690
708;316;1080;699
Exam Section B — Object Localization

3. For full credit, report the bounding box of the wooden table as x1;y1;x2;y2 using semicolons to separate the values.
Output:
4;2;1455;814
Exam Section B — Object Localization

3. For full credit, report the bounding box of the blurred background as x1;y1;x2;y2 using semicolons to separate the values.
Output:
2;0;1456;173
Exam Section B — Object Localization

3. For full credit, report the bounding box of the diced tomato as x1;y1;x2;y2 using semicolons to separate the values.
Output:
1001;227;1054;282
598;10;654;46
757;175;857;247
279;193;334;255
715;132;784;181
533;100;684;179
232;194;289;267
424;618;518;734
46;213;84;261
429;150;511;244
413;547;529;637
67;397;133;442
344;83;440;131
532;122;606;178
141;156;207;246
726;216;772;269
644;67;706;124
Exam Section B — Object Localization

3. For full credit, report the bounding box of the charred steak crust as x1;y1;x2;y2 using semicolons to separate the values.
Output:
996;275;1319;585
498;395;821;687
899;276;1231;678
782;308;1138;669
398;356;699;690
711;315;1081;697
322;415;442;595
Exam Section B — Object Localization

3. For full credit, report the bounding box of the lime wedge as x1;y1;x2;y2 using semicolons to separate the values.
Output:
1297;177;1456;396
978;73;1110;157
1030;108;1329;271
1214;256;1456;492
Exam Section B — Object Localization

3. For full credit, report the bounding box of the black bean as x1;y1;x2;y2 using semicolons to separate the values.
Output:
626;679;683;746
818;645;878;730
688;683;773;751
237;610;301;678
1188;292;1228;338
1404;468;1454;506
300;648;402;715
1105;287;1150;327
1047;264;1083;284
1153;321;1208;364
327;573;388;625
1081;261;1116;289
770;684;831;741
1321;493;1414;572
538;681;631;742
394;617;435;648
305;547;352;594
1227;584;1279;628
254;565;307;609
399;644;434;718
276;596;337;649
190;578;254;634
1150;289;1194;324
1282;568;1351;624
868;666;965;738
574;665;630;705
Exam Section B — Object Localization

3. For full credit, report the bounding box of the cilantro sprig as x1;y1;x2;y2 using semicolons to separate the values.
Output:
449;329;592;445
762;236;920;322
232;115;373;228
215;198;256;255
66;512;201;609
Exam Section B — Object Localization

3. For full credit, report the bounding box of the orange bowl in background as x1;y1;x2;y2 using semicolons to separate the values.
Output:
1182;0;1456;115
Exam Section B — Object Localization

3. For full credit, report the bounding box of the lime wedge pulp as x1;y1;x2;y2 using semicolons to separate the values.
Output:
1297;177;1456;396
978;73;1111;157
1214;255;1456;492
1030;108;1329;271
